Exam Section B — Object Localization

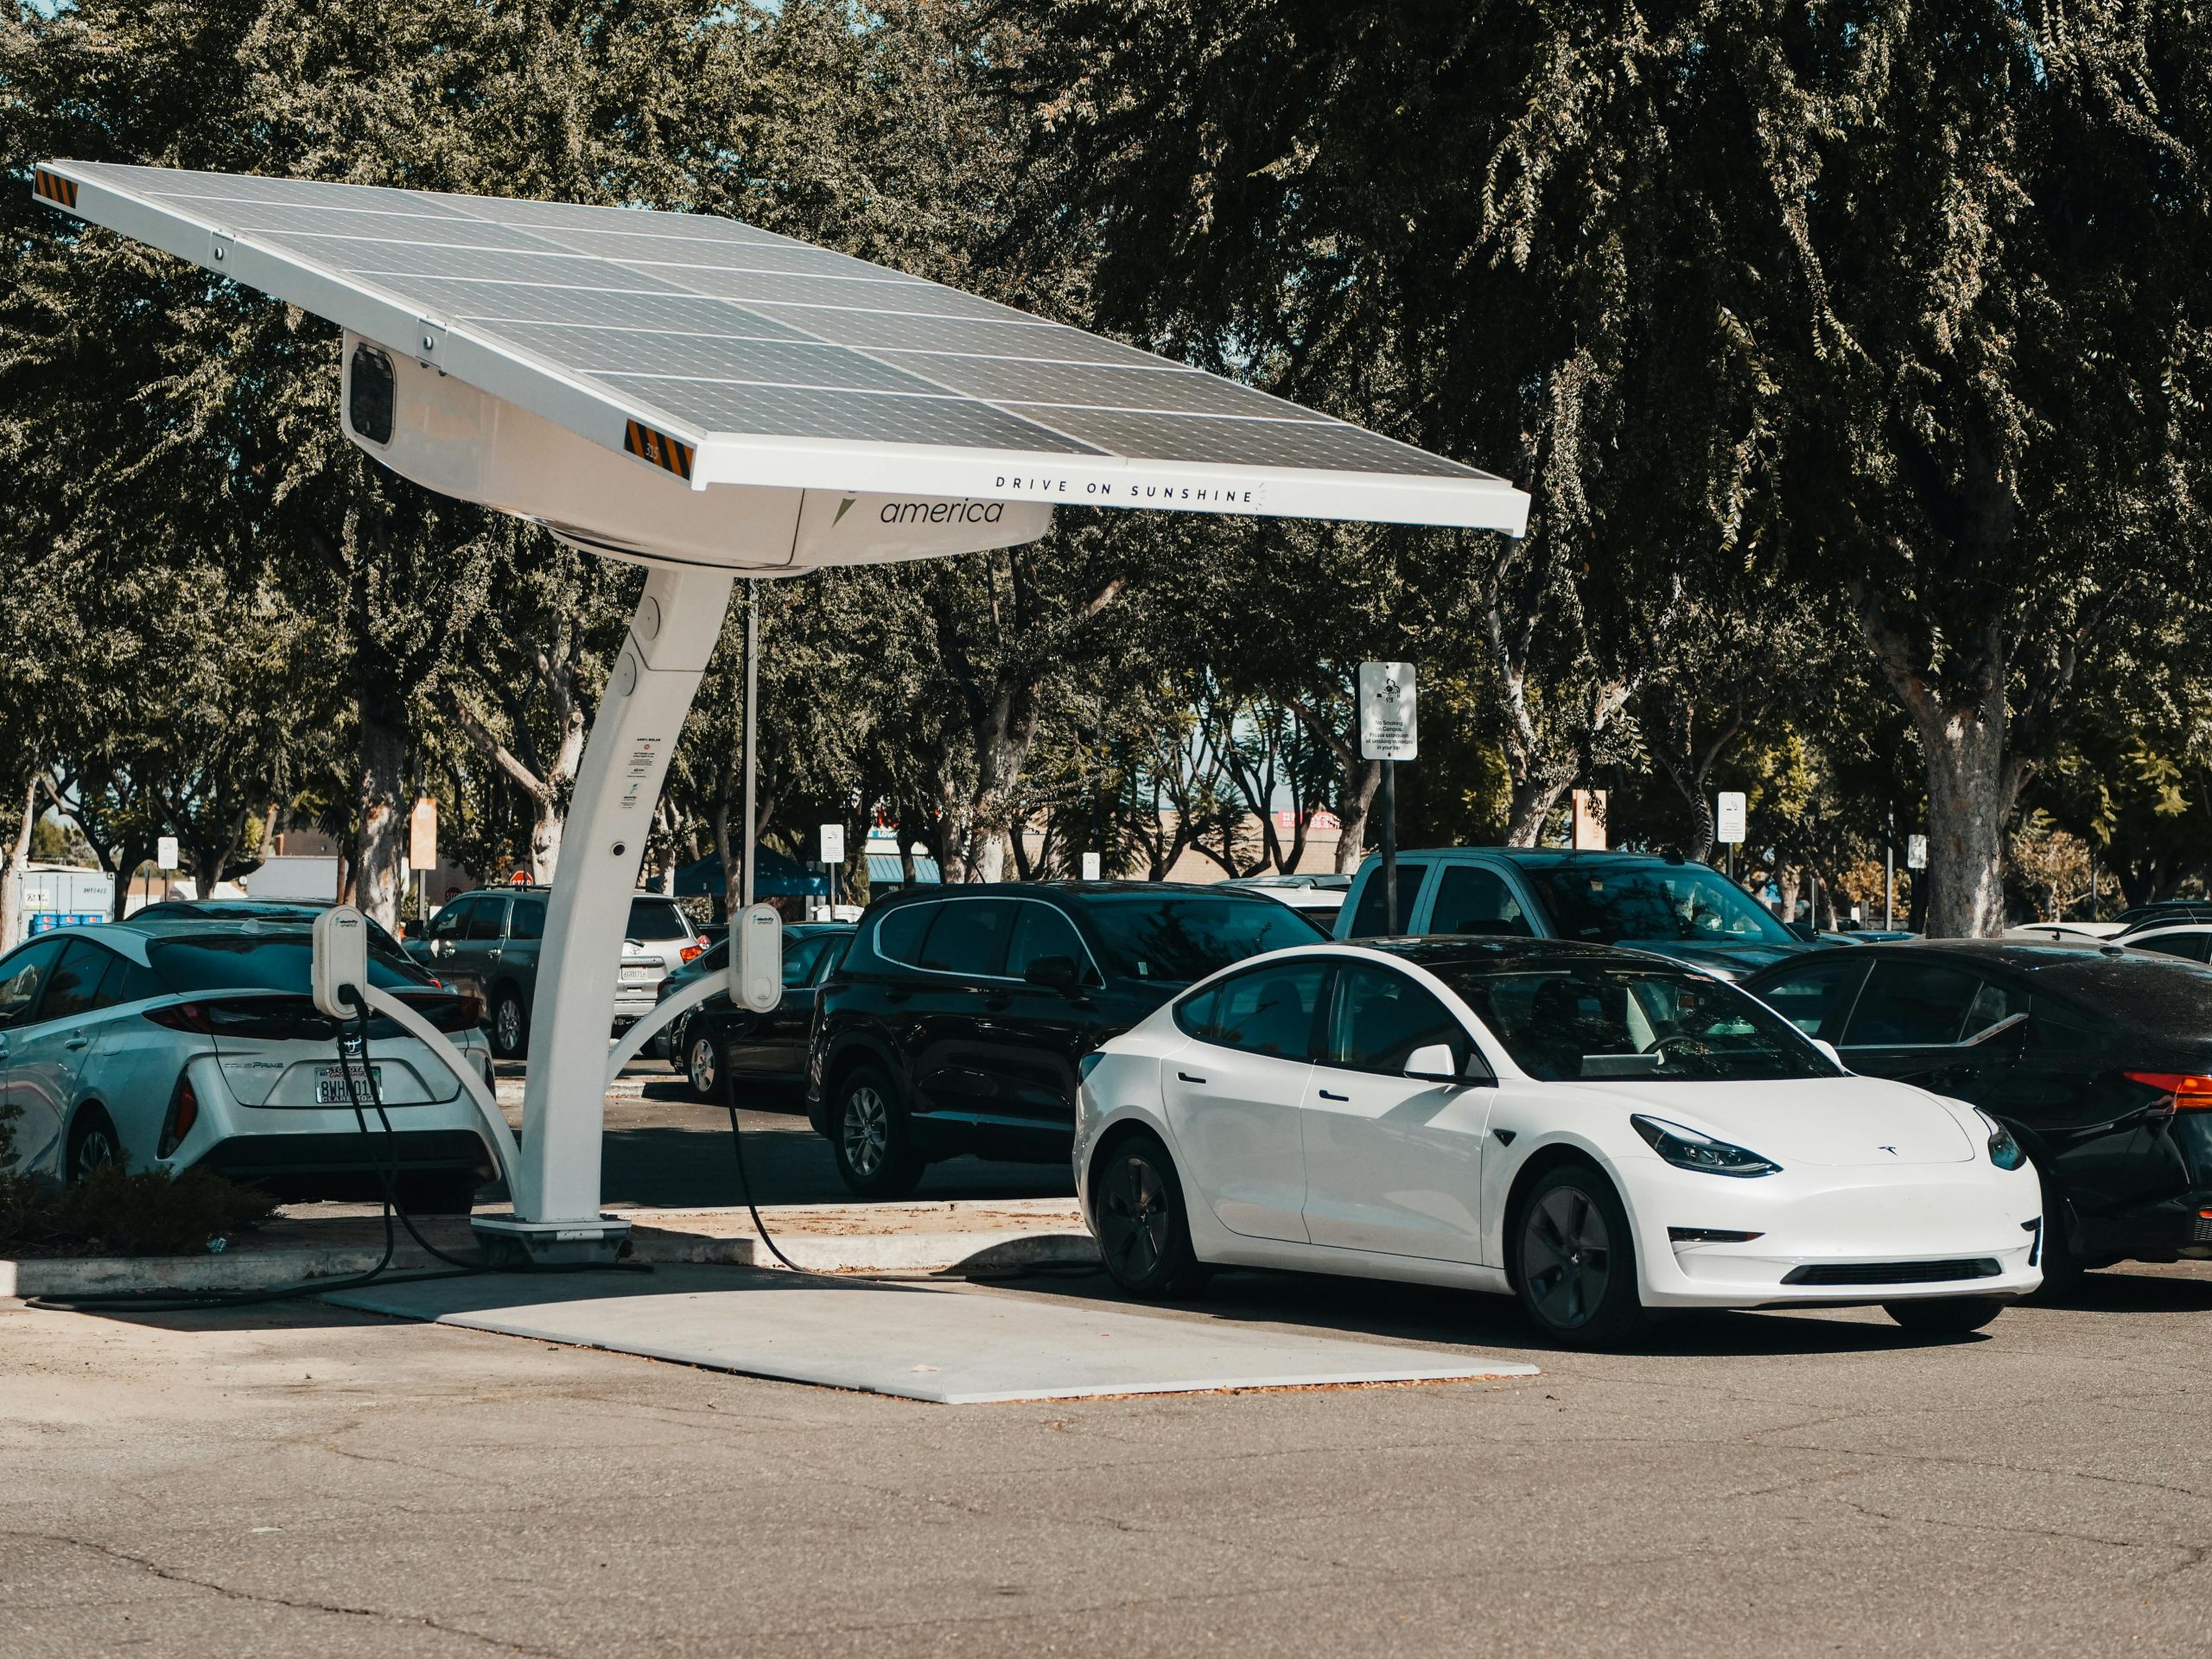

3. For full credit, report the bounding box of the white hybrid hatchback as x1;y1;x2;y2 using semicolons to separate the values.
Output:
1075;939;2043;1347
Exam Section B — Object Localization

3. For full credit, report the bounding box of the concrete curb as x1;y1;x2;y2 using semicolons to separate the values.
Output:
3;1213;1099;1299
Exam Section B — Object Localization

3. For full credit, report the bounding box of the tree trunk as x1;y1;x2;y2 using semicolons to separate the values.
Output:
529;794;563;884
1916;700;2015;938
1503;766;1575;848
0;778;35;951
1332;760;1382;874
355;692;409;930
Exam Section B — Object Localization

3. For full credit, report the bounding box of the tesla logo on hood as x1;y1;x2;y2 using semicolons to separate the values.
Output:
1877;1144;1898;1155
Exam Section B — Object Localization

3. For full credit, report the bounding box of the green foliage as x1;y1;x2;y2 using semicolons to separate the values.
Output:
0;1102;279;1257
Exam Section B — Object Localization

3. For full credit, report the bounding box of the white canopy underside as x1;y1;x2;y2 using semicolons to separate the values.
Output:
35;162;1529;536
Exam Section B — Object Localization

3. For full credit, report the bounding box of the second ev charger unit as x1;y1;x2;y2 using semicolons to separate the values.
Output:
35;160;1530;1263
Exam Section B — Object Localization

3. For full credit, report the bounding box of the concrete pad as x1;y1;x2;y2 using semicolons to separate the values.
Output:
322;1267;1538;1403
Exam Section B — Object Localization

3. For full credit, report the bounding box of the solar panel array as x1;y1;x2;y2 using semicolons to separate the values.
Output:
52;163;1495;482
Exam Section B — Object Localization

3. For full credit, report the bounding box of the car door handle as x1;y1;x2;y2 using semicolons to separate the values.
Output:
1318;1089;1350;1102
65;1035;92;1051
1177;1071;1206;1084
983;994;1012;1012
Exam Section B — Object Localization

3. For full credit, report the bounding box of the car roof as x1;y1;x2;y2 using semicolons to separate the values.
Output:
1335;937;1692;972
871;880;1287;906
1363;847;1706;871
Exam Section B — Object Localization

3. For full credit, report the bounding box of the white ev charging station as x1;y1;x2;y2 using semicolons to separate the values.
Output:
35;160;1529;1265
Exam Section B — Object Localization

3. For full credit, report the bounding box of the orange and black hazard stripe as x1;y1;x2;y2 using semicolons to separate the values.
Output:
32;167;79;209
624;418;695;481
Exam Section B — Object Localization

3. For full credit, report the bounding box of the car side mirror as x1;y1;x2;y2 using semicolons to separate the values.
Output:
1404;1043;1463;1084
1024;955;1084;997
1812;1038;1844;1070
1784;920;1819;943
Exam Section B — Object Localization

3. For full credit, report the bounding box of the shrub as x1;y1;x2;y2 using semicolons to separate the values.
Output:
0;1103;280;1257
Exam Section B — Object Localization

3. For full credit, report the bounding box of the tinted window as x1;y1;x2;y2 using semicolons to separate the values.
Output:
1432;959;1834;1083
1751;957;1869;1040
148;931;434;995
1199;962;1325;1058
874;903;934;966
1526;861;1794;945
37;939;112;1022
1173;984;1218;1040
1324;963;1471;1075
1428;866;1532;938
627;898;691;942
427;899;471;939
1346;863;1430;938
2134;931;2212;963
461;898;507;943
1004;901;1090;981
918;900;1016;976
1961;976;2029;1039
1080;894;1325;983
509;897;546;941
1844;962;1981;1046
0;938;66;1027
781;935;831;988
92;951;166;1010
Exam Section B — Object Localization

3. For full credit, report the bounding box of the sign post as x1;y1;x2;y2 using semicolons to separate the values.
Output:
1714;791;1745;880
819;823;844;915
1358;663;1418;932
153;835;179;910
409;796;438;925
1907;835;1929;871
1080;851;1102;882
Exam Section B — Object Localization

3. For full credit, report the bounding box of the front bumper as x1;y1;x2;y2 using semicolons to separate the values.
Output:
1627;1156;2044;1308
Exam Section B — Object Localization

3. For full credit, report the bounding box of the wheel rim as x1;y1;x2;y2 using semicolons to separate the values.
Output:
1097;1151;1173;1281
842;1084;888;1178
496;997;524;1052
689;1035;718;1095
74;1126;118;1180
1522;1184;1612;1329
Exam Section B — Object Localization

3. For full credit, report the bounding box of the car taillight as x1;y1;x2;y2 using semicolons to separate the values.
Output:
2124;1071;2212;1109
158;1074;200;1157
681;938;708;964
143;1001;214;1033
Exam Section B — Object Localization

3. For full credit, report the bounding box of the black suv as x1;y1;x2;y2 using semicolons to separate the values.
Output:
806;882;1326;1197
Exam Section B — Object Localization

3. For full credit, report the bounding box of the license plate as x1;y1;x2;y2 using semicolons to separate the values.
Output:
316;1065;384;1104
620;964;652;982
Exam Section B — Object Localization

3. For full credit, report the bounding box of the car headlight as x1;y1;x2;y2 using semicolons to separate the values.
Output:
1975;1109;2026;1171
1630;1114;1782;1178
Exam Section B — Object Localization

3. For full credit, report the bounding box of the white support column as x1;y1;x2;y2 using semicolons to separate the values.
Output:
504;563;734;1230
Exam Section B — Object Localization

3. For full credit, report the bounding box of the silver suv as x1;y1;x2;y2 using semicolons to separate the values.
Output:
407;886;704;1058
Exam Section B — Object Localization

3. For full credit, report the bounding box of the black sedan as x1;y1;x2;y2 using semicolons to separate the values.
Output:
659;923;853;1102
1744;941;2212;1287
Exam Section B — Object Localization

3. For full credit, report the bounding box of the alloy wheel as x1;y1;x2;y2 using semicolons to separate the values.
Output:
495;996;524;1054
842;1084;889;1178
1521;1183;1613;1330
688;1033;719;1096
73;1125;119;1179
1098;1151;1172;1281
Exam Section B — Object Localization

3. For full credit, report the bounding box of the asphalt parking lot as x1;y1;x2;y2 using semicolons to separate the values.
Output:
6;1240;2210;1656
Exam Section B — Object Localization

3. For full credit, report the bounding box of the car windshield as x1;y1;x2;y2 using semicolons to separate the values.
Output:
1429;958;1836;1082
1079;894;1326;984
1526;861;1793;946
148;930;435;995
626;899;692;941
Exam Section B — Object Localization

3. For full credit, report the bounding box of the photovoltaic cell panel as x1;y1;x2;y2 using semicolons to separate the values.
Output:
35;160;1529;531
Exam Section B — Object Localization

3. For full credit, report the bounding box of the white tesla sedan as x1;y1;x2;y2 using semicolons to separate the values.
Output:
1074;939;2043;1346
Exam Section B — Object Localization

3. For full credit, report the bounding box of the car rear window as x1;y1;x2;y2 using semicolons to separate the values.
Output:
626;899;692;941
1079;894;1325;984
148;931;435;995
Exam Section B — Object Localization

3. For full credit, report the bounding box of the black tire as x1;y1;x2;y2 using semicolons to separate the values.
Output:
1884;1296;2005;1335
1510;1163;1650;1349
66;1107;123;1184
2023;1170;2085;1301
489;986;529;1060
828;1063;923;1200
1090;1130;1208;1300
684;1028;723;1102
393;1170;482;1216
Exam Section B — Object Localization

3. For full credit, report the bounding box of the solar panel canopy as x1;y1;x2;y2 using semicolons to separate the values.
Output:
33;162;1530;549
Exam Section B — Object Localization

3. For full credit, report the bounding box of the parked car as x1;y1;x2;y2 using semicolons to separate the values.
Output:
660;923;853;1101
2113;901;2212;932
1741;940;2212;1287
1335;848;1821;978
1076;938;2040;1346
406;885;706;1058
806;882;1328;1198
0;913;497;1210
2117;922;2212;965
1223;874;1351;925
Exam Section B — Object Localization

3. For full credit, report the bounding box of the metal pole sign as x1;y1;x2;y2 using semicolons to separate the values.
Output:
156;835;179;870
1714;792;1746;845
819;823;844;864
1080;852;1102;881
1357;663;1418;761
1907;834;1929;871
409;797;438;868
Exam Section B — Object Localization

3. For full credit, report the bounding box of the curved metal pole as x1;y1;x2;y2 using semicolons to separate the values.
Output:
601;966;732;1091
358;984;518;1192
